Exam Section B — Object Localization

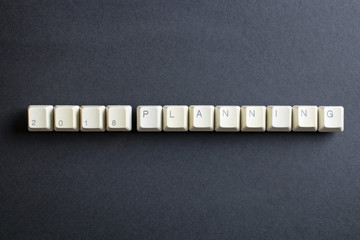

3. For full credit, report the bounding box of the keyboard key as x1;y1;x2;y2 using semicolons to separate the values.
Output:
163;105;188;132
319;106;344;132
241;106;266;132
106;105;132;131
293;106;318;132
137;106;162;132
267;106;292;132
215;106;240;132
28;105;53;131
80;106;105;132
189;105;214;131
54;105;80;131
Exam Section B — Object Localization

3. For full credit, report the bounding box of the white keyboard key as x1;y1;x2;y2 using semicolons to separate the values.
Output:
163;105;188;132
137;106;162;132
80;106;105;132
267;106;292;132
189;105;214;131
241;106;266;132
319;106;344;132
293;106;318;132
215;106;240;132
28;105;53;131
106;105;132;131
54;105;80;131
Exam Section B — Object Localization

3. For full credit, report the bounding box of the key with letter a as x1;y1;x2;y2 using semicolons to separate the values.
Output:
189;105;214;131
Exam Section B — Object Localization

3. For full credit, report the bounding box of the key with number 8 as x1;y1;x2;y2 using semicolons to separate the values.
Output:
106;105;132;131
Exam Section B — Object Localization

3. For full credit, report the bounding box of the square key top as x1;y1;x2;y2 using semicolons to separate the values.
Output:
189;105;214;131
80;106;106;132
267;106;292;132
241;106;266;132
28;105;54;131
215;106;240;132
106;105;132;131
318;106;344;132
163;105;188;132
54;105;80;131
137;106;162;132
293;106;318;132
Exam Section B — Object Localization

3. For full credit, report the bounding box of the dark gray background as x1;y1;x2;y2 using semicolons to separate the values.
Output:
1;0;360;239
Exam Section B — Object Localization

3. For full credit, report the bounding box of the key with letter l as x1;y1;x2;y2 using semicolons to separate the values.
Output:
163;105;188;132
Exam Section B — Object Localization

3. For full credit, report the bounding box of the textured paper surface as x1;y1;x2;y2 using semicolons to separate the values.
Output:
1;1;360;239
